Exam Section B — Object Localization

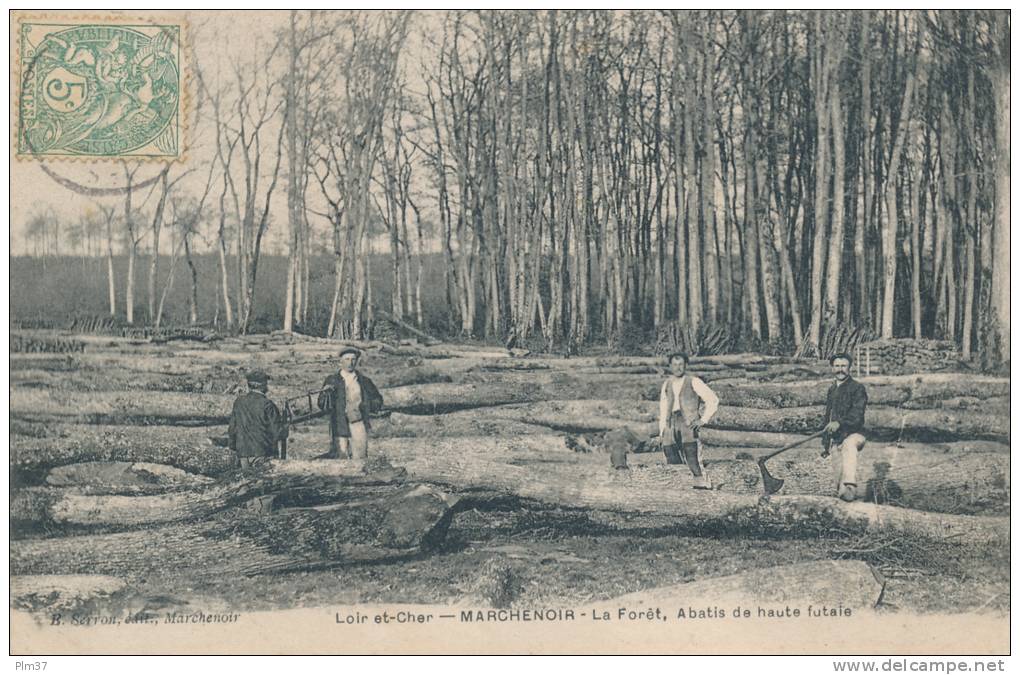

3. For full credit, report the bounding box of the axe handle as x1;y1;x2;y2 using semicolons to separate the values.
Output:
760;430;826;463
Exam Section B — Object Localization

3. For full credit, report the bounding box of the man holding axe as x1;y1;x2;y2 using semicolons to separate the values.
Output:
821;352;868;501
757;354;867;499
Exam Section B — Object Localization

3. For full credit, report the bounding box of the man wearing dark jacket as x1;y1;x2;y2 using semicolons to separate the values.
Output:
228;370;287;469
317;347;384;459
822;353;868;502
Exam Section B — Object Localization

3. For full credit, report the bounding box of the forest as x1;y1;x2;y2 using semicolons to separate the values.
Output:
15;10;1011;366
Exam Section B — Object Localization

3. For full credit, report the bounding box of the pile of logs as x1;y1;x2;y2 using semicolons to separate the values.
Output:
11;334;86;354
654;322;731;357
855;339;960;376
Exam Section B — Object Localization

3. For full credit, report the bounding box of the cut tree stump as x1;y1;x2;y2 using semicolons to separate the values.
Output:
605;560;883;609
11;484;460;578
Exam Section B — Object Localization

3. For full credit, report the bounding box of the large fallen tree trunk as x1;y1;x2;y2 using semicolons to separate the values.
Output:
45;461;216;493
11;461;409;532
10;389;234;425
11;484;460;577
604;560;883;609
360;435;1010;516
11;425;235;477
182;430;1007;516
384;445;1007;545
474;400;1008;442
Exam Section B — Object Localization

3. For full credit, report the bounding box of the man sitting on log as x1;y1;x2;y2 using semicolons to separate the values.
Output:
658;352;719;489
317;347;385;459
822;352;868;502
228;370;288;470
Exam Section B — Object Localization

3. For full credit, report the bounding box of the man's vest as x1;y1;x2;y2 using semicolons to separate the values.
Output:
667;376;704;445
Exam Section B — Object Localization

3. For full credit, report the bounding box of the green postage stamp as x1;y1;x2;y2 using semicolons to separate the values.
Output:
16;18;184;159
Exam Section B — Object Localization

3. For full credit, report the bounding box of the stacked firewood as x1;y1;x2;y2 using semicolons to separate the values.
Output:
11;334;86;354
854;339;960;376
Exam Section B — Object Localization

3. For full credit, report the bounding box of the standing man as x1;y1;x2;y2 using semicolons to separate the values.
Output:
317;347;384;459
227;370;288;470
658;352;720;489
822;353;868;502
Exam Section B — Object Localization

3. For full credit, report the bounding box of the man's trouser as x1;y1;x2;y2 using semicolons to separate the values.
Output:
830;433;866;501
664;413;710;488
330;421;369;459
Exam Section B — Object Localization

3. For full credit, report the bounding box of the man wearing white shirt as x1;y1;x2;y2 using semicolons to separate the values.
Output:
658;352;720;489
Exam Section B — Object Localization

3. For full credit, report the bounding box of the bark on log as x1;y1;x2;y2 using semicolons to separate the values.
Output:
11;425;235;477
605;560;882;609
476;400;1008;441
12;461;409;531
11;484;460;577
361;435;1009;516
45;462;215;493
379;442;1006;545
10;389;233;425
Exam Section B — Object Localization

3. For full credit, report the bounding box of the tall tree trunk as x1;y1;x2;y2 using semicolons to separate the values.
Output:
857;10;872;330
808;15;830;349
148;171;169;324
700;49;720;325
880;72;914;339
824;84;846;327
105;215;116;317
184;232;198;324
990;49;1010;365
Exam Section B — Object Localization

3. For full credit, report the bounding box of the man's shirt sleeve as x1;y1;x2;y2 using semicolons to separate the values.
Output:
692;377;719;425
658;380;671;434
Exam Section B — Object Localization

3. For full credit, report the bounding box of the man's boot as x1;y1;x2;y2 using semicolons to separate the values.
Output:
838;482;857;502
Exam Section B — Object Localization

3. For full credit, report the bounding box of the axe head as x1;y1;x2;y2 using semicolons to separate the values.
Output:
758;458;785;495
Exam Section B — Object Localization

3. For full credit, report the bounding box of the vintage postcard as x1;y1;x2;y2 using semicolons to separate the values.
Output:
8;9;1010;656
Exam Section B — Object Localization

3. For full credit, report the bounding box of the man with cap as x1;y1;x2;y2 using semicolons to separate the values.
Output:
227;370;288;470
317;347;384;459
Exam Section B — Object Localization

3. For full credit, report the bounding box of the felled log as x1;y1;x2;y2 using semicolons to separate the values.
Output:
364;434;1010;516
10;425;235;476
383;382;546;414
11;461;409;531
10;389;232;425
372;413;552;439
605;560;882;609
712;381;910;408
11;484;460;578
384;444;1007;545
45;461;215;493
475;400;1008;442
470;360;552;371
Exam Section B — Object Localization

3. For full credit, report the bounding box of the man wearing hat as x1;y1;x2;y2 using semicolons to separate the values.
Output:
317;347;384;459
227;370;288;469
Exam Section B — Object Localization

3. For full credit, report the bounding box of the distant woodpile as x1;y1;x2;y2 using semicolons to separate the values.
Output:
11;334;85;354
854;339;961;376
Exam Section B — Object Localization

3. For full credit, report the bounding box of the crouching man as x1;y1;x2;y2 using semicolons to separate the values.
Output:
317;347;384;459
822;353;868;502
658;352;719;489
228;370;288;470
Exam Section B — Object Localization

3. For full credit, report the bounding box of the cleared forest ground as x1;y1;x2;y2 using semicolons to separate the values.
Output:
9;330;1010;617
